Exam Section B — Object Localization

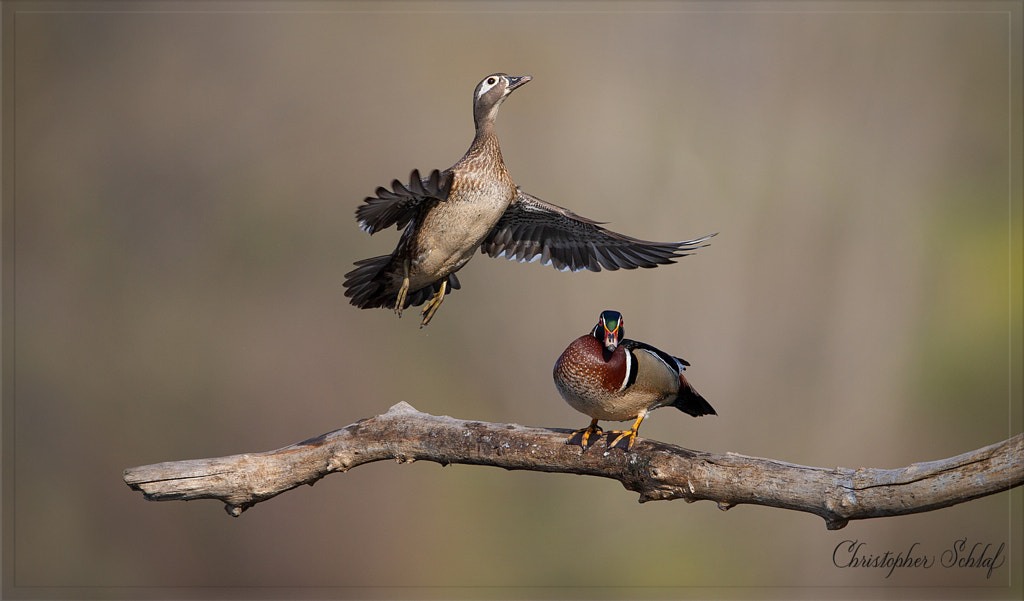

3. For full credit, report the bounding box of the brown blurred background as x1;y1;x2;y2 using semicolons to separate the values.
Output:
4;1;1022;598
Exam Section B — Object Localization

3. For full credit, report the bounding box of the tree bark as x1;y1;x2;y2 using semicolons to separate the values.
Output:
123;402;1023;530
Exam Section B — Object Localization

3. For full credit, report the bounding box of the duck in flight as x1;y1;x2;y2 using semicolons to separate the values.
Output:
344;73;714;327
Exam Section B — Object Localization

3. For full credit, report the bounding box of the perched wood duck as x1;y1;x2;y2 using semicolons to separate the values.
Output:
344;73;715;327
553;310;716;450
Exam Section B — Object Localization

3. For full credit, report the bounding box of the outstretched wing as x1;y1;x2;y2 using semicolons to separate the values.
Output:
480;189;715;272
355;168;453;234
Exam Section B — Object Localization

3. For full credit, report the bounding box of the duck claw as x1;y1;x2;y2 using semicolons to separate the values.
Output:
394;261;410;317
567;420;603;450
605;429;638;451
419;280;447;327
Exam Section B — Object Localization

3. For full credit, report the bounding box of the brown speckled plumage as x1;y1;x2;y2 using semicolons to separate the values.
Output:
554;334;630;416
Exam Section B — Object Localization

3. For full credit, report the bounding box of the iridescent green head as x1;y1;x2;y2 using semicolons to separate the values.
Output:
591;310;624;352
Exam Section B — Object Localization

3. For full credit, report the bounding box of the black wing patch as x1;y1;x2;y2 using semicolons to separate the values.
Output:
355;168;452;235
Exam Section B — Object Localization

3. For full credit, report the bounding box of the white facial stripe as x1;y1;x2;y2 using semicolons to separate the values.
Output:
477;76;502;99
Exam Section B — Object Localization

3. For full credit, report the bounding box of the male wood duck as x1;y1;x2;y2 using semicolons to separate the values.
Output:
344;73;715;327
553;310;716;450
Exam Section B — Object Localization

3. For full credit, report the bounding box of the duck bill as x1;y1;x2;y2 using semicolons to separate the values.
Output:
603;327;620;352
507;75;532;91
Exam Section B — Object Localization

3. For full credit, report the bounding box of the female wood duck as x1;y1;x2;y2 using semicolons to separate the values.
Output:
553;310;716;450
344;73;714;327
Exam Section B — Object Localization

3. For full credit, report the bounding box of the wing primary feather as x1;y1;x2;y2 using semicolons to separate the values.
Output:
481;189;715;273
408;169;427;196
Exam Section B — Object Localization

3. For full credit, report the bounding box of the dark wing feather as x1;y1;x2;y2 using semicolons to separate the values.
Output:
480;189;715;272
621;339;716;417
355;168;452;234
622;339;690;372
343;254;461;311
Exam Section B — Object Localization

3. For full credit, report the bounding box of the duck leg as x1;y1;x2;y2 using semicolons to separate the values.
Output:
419;279;448;328
394;260;411;317
567;418;603;449
607;410;648;451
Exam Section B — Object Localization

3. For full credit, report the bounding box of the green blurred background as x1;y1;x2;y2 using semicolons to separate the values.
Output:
4;1;1022;598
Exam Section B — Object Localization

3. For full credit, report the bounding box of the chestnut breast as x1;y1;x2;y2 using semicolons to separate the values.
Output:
554;334;640;421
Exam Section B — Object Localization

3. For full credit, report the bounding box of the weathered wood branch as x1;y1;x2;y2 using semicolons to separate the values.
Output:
123;402;1023;530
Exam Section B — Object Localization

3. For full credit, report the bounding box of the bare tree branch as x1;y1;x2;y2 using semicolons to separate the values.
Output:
123;402;1023;530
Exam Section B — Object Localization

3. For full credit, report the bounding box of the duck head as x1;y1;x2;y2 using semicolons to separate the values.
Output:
473;73;532;130
591;310;624;353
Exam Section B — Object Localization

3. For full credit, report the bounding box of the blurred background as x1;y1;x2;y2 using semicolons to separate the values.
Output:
4;1;1022;598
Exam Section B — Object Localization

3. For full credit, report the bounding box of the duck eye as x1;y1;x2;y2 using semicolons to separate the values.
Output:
487;77;497;85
